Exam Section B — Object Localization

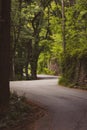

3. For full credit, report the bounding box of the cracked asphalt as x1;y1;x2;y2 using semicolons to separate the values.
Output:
10;75;87;130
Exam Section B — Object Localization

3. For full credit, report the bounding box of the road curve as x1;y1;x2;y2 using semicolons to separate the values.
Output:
10;75;87;130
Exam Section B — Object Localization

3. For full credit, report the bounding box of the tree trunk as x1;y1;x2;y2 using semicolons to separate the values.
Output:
61;0;66;53
0;0;10;114
10;56;15;80
12;57;16;80
25;62;29;80
30;59;38;80
25;39;32;80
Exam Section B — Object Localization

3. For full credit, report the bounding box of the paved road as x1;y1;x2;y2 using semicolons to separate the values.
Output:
10;75;87;130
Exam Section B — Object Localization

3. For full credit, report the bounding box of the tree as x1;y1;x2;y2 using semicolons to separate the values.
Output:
10;0;22;80
11;0;53;80
61;0;66;53
0;0;10;115
59;0;87;88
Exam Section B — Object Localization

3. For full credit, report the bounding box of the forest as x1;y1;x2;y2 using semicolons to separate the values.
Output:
10;0;87;88
0;0;87;119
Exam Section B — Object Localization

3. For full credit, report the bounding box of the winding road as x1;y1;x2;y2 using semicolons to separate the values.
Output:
10;75;87;130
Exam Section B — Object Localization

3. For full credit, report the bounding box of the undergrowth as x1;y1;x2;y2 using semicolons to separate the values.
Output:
0;93;36;130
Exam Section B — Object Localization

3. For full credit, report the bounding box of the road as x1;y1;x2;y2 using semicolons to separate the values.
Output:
10;75;87;130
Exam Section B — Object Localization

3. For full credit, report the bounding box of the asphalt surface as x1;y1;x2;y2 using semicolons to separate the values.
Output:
10;75;87;130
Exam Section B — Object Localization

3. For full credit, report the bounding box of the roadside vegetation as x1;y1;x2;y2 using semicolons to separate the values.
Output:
0;93;45;130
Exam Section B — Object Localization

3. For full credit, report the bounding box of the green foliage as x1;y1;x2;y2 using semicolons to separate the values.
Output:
11;0;55;79
58;0;87;89
59;48;87;88
41;68;55;75
11;0;87;88
0;93;30;129
59;76;70;86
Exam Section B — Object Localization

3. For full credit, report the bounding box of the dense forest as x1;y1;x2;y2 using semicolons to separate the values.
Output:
0;0;87;115
10;0;87;88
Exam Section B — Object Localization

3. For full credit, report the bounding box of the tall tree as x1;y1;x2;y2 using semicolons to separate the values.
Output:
61;0;66;53
10;0;22;80
0;0;10;114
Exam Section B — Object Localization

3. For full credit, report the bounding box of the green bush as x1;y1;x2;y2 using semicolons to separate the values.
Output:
41;68;55;75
